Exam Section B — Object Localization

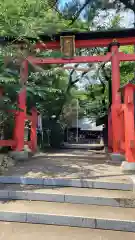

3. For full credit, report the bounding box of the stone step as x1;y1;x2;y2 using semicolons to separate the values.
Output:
0;222;135;240
63;143;104;150
0;200;135;231
0;186;135;207
0;176;132;190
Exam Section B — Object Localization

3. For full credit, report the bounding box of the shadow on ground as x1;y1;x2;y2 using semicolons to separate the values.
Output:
1;149;131;182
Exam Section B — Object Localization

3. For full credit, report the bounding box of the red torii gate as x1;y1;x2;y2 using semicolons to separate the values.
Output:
1;28;135;166
0;60;37;152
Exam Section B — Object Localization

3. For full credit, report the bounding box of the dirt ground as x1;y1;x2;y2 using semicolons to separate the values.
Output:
0;149;131;183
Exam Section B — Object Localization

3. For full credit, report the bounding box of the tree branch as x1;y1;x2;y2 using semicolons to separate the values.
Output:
55;63;90;119
69;0;94;25
101;65;112;105
119;0;135;12
120;0;135;11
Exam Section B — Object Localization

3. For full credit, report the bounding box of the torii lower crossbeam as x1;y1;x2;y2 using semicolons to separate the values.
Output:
28;52;135;65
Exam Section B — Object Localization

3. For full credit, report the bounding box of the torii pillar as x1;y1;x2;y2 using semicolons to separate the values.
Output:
109;42;124;164
110;43;121;153
14;60;28;151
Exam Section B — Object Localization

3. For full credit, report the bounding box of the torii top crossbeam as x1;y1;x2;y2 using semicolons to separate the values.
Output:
1;28;135;49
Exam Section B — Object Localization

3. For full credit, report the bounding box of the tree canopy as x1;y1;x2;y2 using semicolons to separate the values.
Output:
56;0;134;25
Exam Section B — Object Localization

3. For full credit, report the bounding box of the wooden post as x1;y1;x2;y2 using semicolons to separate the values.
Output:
111;45;121;105
108;110;113;152
123;84;135;162
30;108;37;152
14;60;28;151
111;44;121;153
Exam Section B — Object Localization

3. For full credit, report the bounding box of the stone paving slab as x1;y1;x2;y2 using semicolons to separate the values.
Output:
0;222;135;240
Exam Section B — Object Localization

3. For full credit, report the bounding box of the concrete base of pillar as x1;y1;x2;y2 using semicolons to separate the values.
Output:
121;161;135;172
109;153;125;163
24;145;34;157
9;151;29;161
9;145;34;161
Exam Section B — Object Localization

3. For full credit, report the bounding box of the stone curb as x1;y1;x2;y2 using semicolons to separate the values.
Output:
96;219;135;232
26;213;95;228
0;176;132;191
0;211;26;222
0;190;135;208
0;211;134;232
8;190;64;203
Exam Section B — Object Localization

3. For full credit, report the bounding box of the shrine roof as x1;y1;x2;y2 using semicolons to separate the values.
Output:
38;28;135;41
0;28;135;44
